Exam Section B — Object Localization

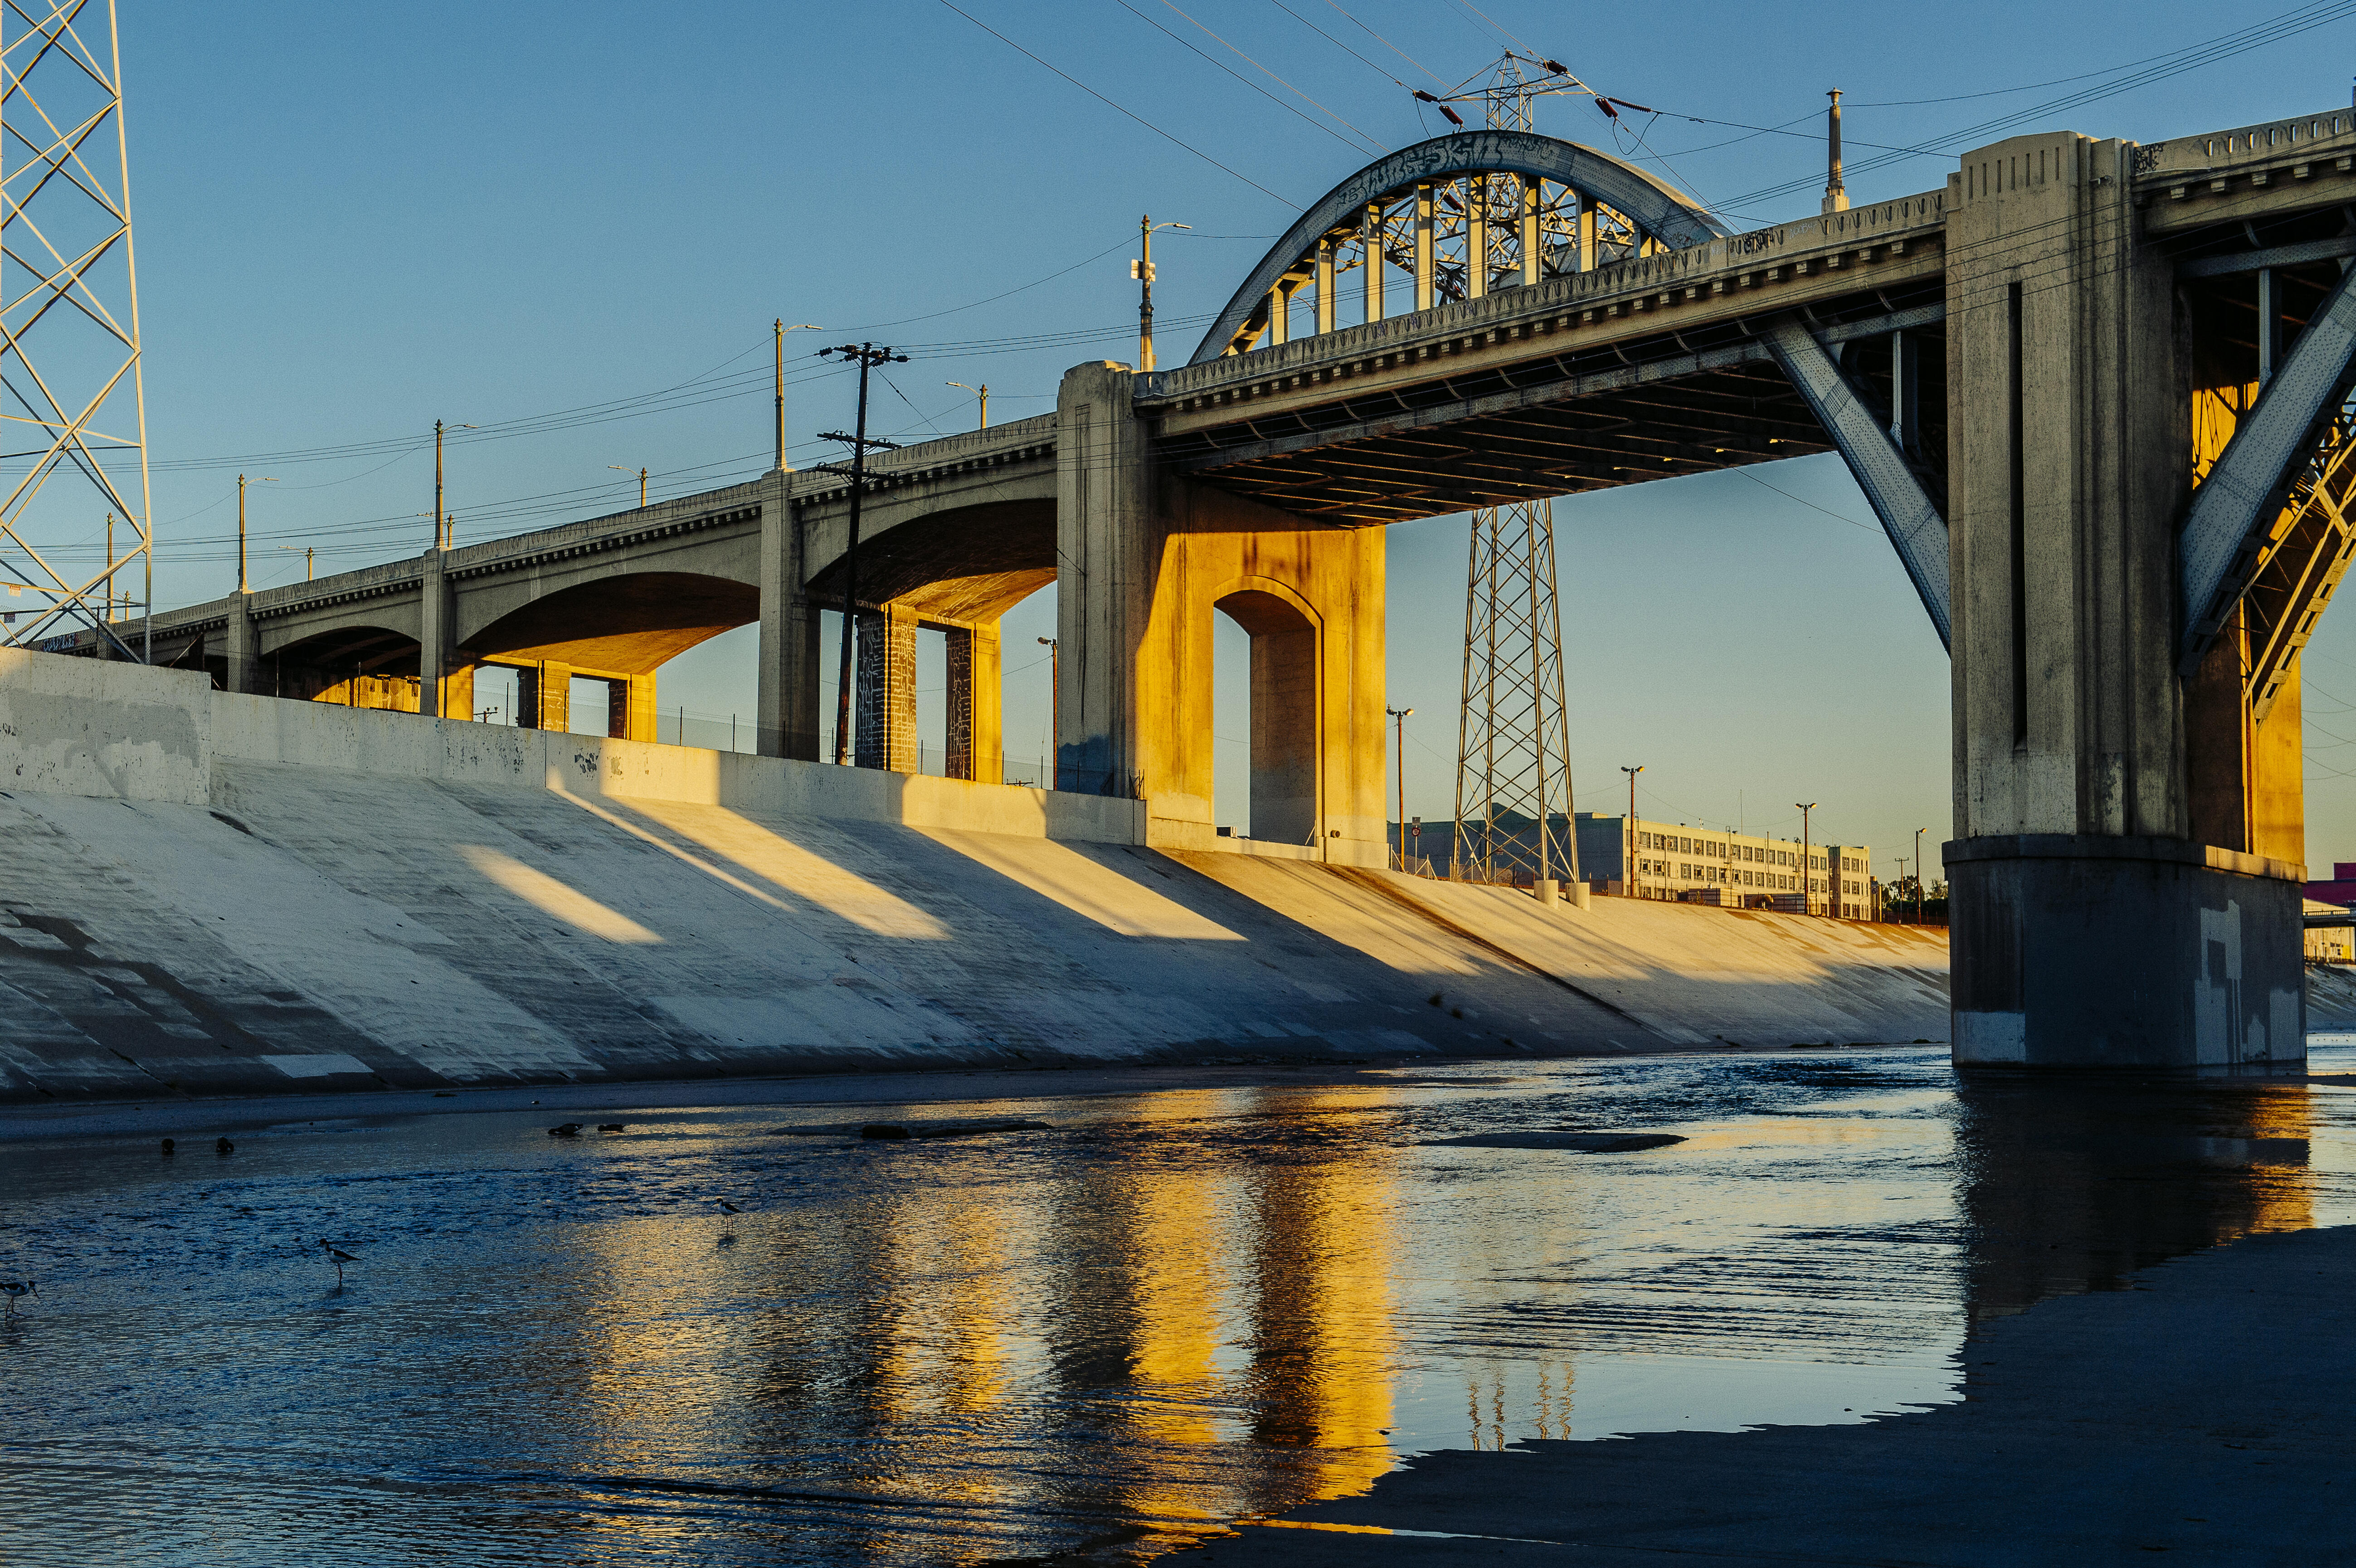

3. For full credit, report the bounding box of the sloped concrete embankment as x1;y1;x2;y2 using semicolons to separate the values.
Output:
0;650;1948;1104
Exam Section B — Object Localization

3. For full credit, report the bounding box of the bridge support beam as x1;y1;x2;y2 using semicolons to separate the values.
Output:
224;592;258;696
1054;360;1385;863
1943;131;2304;1069
944;621;1000;784
756;470;821;761
855;605;917;773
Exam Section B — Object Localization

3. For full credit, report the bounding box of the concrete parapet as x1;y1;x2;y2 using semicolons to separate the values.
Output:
0;649;210;804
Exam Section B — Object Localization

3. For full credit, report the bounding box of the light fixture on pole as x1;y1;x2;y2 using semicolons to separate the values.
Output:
1133;216;1189;371
1795;802;1818;915
236;475;278;593
276;545;314;581
433;422;479;549
774;321;818;471
1387;706;1414;870
1915;827;1928;924
608;466;647;508
1621;766;1642;898
947;382;988;429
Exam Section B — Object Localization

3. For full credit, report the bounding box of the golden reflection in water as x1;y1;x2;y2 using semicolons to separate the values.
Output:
1236;1088;1398;1511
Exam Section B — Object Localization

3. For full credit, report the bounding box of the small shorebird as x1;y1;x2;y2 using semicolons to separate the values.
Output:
547;1123;582;1138
214;1137;234;1154
597;1123;625;1133
160;1138;174;1155
318;1239;357;1288
1;1280;34;1316
711;1198;742;1215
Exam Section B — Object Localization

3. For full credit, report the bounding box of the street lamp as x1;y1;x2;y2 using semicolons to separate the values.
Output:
1387;706;1414;870
609;465;648;508
1134;215;1190;371
1039;636;1060;789
947;382;989;429
1795;803;1819;915
774;321;819;470
276;545;314;582
236;474;278;593
434;421;479;549
1914;827;1928;925
1621;765;1643;898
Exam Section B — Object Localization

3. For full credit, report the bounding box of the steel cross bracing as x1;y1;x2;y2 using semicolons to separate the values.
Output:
1451;497;1578;884
0;0;151;659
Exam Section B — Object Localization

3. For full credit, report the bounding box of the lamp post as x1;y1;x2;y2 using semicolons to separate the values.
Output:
236;474;278;593
1134;215;1190;371
1387;706;1414;870
1039;635;1060;789
946;382;989;429
1795;802;1818;915
276;545;314;581
1914;827;1928;925
433;421;479;549
609;466;647;508
1621;765;1643;898
774;321;818;471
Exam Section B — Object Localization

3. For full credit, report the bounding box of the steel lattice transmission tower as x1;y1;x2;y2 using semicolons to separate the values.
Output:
1451;58;1579;886
0;0;154;658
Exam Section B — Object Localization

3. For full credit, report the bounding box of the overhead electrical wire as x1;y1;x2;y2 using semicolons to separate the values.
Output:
934;0;1296;203
1141;0;1391;154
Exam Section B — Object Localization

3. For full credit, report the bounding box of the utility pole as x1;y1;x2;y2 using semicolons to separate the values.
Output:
236;475;276;593
1039;635;1060;789
1621;765;1642;898
775;321;817;471
1387;706;1414;870
104;513;112;620
1795;802;1818;915
609;466;647;507
1134;215;1189;371
817;342;908;766
948;382;988;429
433;422;478;548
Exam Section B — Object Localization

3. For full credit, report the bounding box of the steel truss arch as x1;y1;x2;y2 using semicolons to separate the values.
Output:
1189;130;1728;366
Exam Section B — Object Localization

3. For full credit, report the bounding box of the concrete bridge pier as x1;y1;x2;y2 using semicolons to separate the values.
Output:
756;469;823;762
1053;361;1386;863
1945;132;2306;1069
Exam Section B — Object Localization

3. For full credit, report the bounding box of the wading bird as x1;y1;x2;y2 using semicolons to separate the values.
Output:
318;1239;356;1288
214;1137;234;1154
160;1138;174;1155
2;1280;35;1316
547;1123;582;1138
711;1198;742;1214
597;1123;625;1133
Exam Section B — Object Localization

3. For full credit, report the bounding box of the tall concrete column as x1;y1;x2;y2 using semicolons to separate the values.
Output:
944;620;1002;783
1055;362;1159;799
419;547;446;719
527;660;571;733
224;593;258;695
854;605;917;772
1943;131;2304;1069
755;468;821;760
621;673;657;742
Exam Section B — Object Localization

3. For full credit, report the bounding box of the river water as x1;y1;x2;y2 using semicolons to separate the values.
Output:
3;1045;2350;1565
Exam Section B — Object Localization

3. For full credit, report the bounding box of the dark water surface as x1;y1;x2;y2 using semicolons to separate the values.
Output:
4;1045;2351;1565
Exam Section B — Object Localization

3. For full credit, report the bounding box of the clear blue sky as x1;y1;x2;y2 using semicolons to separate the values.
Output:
76;0;2356;879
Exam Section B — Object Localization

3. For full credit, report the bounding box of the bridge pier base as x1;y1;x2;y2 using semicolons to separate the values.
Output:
944;621;1000;783
1944;131;2305;1069
855;606;917;773
756;470;821;762
1054;360;1386;863
224;592;258;696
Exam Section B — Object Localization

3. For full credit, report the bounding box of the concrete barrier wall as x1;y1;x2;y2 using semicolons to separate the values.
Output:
209;690;1146;844
0;650;210;805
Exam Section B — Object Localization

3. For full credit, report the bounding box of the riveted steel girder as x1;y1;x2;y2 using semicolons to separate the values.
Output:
1759;314;1952;650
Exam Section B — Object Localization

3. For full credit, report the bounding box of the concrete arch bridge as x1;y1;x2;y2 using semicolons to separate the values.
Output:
82;107;2356;1067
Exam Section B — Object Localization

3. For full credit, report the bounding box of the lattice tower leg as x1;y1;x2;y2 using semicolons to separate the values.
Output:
1451;498;1580;886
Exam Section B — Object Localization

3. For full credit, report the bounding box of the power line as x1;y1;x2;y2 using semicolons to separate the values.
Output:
934;0;1296;203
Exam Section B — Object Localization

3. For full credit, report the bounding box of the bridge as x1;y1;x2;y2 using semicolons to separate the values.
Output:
66;102;2356;1071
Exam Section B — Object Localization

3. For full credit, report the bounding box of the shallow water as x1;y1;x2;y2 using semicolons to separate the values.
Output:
4;1045;2353;1566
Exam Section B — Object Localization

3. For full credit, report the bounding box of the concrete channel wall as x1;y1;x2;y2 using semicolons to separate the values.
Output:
0;649;1967;1105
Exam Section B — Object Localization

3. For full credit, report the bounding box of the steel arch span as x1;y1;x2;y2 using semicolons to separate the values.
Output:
1190;130;1729;364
